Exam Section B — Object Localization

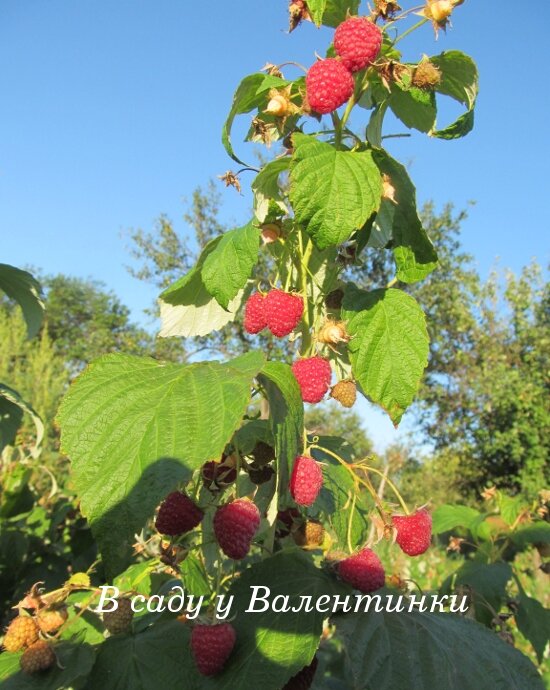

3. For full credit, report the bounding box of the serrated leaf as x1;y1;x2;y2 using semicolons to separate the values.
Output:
511;522;550;548
366;101;388;147
0;642;96;689
373;150;438;282
430;51;478;139
158;237;244;337
342;285;429;425
432;504;482;533
209;550;347;690
0;264;44;339
515;591;550;664
321;0;360;27
290;134;382;250
432;109;474;140
336;607;544;690
306;0;328;25
57;351;264;576
389;83;436;133
252;157;290;222
201;221;260;309
0;383;44;455
222;73;291;166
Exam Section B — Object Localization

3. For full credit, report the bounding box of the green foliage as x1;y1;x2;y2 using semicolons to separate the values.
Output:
0;263;44;338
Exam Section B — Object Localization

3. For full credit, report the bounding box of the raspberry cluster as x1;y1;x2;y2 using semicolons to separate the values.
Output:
244;290;304;337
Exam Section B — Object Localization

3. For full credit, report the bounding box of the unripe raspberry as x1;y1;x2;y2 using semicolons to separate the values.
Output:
337;548;385;593
282;655;319;689
103;597;133;635
293;520;325;547
317;320;350;345
289;455;323;507
412;59;442;89
3;616;39;652
265;289;304;337
155;491;204;536
305;59;354;115
20;640;56;674
260;223;281;244
334;17;383;73
244;292;267;334
392;509;432;556
330;380;357;408
191;622;236;676
214;498;261;560
428;0;453;22
36;607;68;634
291;357;332;403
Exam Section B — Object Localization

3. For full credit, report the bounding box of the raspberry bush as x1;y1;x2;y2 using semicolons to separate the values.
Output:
0;1;547;688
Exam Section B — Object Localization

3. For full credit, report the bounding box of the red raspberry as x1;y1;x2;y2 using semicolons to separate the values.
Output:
282;655;319;689
291;357;332;403
289;455;323;507
244;292;267;334
334;17;382;73
214;498;261;560
305;58;354;114
337;547;385;593
264;289;304;337
155;491;204;536
190;622;236;676
392;509;432;556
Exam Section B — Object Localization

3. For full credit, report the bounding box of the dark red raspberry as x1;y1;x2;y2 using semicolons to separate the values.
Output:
264;289;304;337
213;498;261;559
291;357;332;403
334;17;382;73
305;58;354;114
392;509;432;556
244;292;267;334
155;492;204;536
289;455;323;507
282;655;319;689
337;547;385;593
190;622;236;676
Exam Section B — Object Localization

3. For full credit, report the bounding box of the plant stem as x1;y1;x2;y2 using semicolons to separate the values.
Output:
359;463;410;515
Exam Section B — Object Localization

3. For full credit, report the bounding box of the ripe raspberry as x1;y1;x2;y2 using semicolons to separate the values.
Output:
103;597;133;635
264;289;304;337
330;380;357;408
289;456;323;507
214;498;261;560
293;520;325;547
334;17;382;73
291;357;332;403
337;548;385;593
305;59;354;115
20;640;56;674
36;607;68;634
282;656;319;690
392;509;432;556
2;616;39;652
276;507;301;538
202;457;237;493
155;491;204;536
244;292;267;334
190;622;236;676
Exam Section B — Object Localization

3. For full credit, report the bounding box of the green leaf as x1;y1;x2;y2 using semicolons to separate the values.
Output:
290;133;382;250
57;351;264;576
233;419;274;455
336;608;545;690
430;51;478;139
511;522;550;548
306;0;328;25
222;73;290;165
321;0;360;27
252;157;290;222
212;550;347;689
342;285;429;425
0;264;44;339
158;237;245;337
201;221;260;309
0;642;96;689
366;102;388;148
0;383;44;455
372;150;438;282
515;591;550;664
432;504;482;533
86;620;202;690
389;83;436;133
497;494;527;527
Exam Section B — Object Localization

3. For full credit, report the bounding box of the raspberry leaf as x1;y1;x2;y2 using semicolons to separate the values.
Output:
336;608;544;690
252;157;290;222
430;51;479;139
290;134;382;250
432;504;482;533
515;590;550;665
342;285;429;425
0;383;44;456
321;0;360;28
201;221;260;310
57;351;265;576
372;150;438;283
388;83;437;133
0;263;45;339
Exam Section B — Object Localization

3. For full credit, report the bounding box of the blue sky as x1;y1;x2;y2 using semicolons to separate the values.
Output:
1;1;548;450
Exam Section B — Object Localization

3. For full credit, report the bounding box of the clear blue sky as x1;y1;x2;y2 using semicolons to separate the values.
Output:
1;1;548;450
